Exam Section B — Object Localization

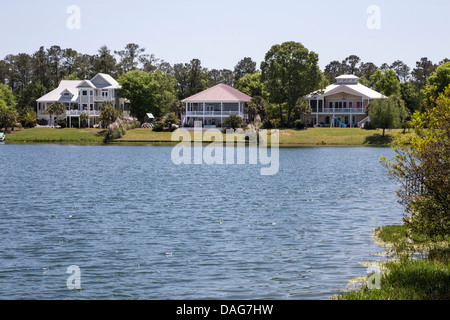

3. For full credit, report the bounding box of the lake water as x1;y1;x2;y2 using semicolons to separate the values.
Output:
0;144;403;300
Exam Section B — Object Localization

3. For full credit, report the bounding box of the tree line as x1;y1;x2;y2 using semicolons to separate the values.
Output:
0;42;449;127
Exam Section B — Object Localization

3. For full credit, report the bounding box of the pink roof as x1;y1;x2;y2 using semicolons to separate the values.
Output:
182;83;252;103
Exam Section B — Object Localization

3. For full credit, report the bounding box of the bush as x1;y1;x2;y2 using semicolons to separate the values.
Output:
294;119;307;130
57;120;67;128
37;118;48;126
153;121;164;132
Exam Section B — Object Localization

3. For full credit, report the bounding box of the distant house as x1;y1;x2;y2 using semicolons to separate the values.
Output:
305;74;385;127
181;83;252;127
36;73;128;127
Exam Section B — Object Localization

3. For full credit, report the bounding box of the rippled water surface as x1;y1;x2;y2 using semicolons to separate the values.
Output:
0;145;403;299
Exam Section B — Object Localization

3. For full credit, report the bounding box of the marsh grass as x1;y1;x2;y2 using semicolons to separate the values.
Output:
336;224;450;300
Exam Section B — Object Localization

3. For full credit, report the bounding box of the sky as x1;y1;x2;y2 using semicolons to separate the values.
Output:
0;0;449;71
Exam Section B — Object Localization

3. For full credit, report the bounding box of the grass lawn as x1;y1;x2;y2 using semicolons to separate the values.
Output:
115;127;408;146
3;127;410;146
4;127;106;144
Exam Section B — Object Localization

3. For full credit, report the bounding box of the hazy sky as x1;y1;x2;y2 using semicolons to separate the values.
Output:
0;0;448;71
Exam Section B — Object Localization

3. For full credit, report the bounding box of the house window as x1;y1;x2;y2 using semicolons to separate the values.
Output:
90;91;93;96
63;92;70;97
102;90;108;97
90;104;94;111
82;90;87;96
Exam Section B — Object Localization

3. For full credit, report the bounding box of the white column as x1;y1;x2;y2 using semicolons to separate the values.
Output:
221;102;223;125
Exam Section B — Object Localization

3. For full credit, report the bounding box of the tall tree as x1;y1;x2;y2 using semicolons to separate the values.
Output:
324;60;343;83
341;55;361;75
425;61;450;107
172;63;189;100
115;43;146;74
261;41;325;125
235;73;269;100
93;45;117;76
233;57;257;83
390;60;410;82
367;95;408;136
119;69;177;122
411;57;437;89
358;62;378;82
31;46;51;89
13;53;33;91
47;45;63;88
186;59;208;97
371;69;401;97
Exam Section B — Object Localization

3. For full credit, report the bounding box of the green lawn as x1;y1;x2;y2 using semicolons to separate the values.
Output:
3;127;409;146
115;127;407;146
4;127;106;144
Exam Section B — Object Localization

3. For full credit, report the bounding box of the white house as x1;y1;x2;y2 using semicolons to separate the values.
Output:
305;74;386;127
181;83;252;127
36;73;128;127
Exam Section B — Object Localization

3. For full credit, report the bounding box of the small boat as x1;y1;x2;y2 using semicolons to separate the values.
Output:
0;132;5;142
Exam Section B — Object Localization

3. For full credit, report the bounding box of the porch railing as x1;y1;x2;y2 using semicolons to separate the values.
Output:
313;108;365;113
186;111;242;116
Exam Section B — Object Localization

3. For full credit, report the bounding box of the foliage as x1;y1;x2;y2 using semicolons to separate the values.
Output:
261;41;325;125
247;96;268;122
22;110;38;128
0;100;19;131
119;69;177;122
223;113;243;130
381;85;450;237
44;101;66;126
99;106;120;127
367;96;409;136
233;57;257;83
425;61;450;107
293;97;312;124
235;73;269;100
371;69;401;96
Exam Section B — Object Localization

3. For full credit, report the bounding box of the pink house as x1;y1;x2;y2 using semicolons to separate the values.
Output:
181;83;252;127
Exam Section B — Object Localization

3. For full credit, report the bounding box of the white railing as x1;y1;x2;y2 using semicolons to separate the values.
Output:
93;96;115;102
186;111;241;116
314;108;365;113
66;110;101;116
38;110;101;117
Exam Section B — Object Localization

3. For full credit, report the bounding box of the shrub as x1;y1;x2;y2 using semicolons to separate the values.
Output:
294;119;307;130
153;121;164;132
37;118;48;126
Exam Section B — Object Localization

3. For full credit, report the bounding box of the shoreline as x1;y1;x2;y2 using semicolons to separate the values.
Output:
2;127;405;147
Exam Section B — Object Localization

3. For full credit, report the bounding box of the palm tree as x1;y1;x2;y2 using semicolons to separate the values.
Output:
0;101;18;132
100;100;114;111
79;113;89;128
294;97;312;125
248;96;268;122
224;113;243;130
99;107;120;128
45;101;66;126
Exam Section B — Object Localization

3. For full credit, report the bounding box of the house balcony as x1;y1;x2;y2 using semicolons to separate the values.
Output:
186;111;242;117
93;96;115;102
66;110;101;117
312;108;366;114
38;110;101;117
